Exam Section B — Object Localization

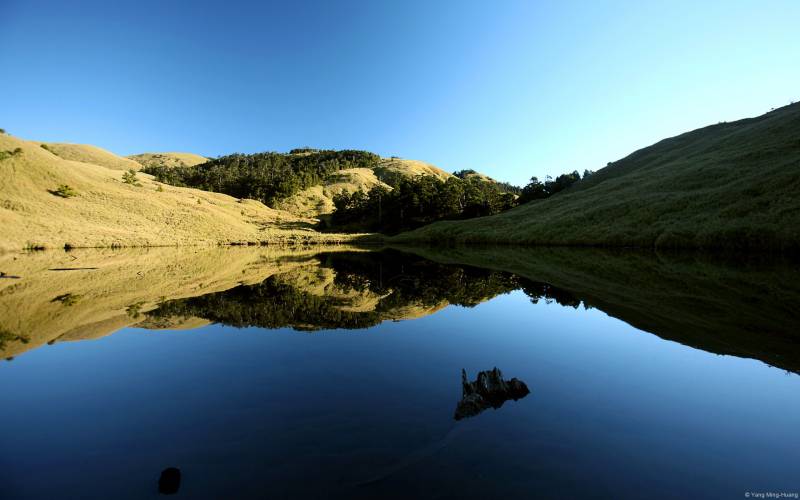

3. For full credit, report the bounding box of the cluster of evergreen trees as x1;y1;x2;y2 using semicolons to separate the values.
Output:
453;169;522;195
327;175;517;233
518;169;593;204
142;149;380;206
328;167;594;233
142;144;593;233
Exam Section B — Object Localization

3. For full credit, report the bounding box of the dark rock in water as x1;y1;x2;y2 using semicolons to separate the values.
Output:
158;467;181;495
454;367;530;420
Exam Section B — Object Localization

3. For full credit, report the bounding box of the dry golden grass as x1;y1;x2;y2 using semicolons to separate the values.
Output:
277;168;391;217
128;152;209;168
277;158;454;218
38;142;144;171
377;158;452;181
0;134;371;251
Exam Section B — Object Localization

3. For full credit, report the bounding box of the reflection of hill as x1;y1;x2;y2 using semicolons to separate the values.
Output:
147;251;520;331
5;246;798;375
0;246;362;358
399;246;800;374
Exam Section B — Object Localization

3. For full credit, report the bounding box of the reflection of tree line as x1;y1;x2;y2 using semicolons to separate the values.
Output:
1;328;30;352
404;246;800;374
147;251;582;331
520;282;584;309
150;277;383;330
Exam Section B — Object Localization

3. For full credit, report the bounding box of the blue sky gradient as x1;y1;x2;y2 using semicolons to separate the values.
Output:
1;0;798;185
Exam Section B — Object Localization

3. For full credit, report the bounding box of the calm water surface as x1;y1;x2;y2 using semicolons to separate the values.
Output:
1;248;798;499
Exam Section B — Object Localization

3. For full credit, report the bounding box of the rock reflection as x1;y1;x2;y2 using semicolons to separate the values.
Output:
454;368;530;420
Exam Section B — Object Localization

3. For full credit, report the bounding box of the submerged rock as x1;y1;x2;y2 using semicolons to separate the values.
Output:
454;367;530;420
158;467;181;495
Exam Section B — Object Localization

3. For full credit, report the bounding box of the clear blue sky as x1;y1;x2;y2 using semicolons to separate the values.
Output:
1;0;798;185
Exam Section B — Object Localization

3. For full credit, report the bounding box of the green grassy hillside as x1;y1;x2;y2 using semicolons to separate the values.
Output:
393;103;800;250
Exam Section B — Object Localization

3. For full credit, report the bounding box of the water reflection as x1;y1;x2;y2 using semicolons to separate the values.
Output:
2;246;800;499
146;250;526;331
1;246;799;374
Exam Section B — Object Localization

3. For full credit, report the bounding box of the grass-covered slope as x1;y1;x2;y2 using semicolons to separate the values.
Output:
128;152;208;169
373;158;453;184
276;167;392;217
0;134;363;251
394;103;800;250
38;142;144;171
273;158;453;218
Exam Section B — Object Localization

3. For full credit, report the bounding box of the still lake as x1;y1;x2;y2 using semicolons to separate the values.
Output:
1;247;799;499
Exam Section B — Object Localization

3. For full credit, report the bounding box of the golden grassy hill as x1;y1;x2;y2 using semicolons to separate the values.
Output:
0;133;367;251
373;157;453;183
277;167;391;217
128;152;208;168
277;158;454;218
38;142;144;171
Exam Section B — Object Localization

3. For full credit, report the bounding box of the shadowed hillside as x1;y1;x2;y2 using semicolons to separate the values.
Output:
393;103;800;250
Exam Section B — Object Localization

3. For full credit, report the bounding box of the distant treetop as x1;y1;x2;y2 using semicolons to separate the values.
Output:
452;169;479;178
